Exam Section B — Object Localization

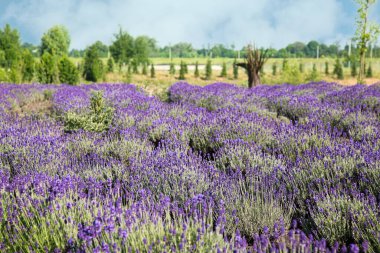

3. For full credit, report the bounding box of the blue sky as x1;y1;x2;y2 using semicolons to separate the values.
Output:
0;0;379;49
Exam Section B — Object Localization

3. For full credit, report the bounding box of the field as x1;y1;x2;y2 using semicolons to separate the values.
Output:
1;81;380;252
72;57;380;95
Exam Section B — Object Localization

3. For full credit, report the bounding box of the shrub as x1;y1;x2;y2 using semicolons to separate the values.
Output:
107;57;114;72
281;65;304;84
194;61;199;77
222;176;293;239
63;90;114;132
58;57;79;85
83;43;104;82
272;63;277;76
205;59;212;80
169;62;175;75
233;58;239;79
0;67;8;82
179;61;186;80
333;58;344;80
220;62;227;77
150;64;155;78
37;52;59;84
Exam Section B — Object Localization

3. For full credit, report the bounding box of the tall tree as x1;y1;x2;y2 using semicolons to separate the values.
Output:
354;0;380;83
236;45;268;88
134;36;156;65
21;49;35;82
109;28;134;65
0;24;22;68
92;41;109;58
40;25;70;56
205;59;212;80
83;43;104;82
37;52;59;84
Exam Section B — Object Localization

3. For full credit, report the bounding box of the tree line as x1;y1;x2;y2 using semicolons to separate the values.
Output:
0;25;159;84
0;0;379;86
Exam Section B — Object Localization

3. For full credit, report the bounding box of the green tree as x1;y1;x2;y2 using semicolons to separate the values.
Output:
83;43;104;82
179;61;186;80
194;61;199;77
142;63;148;75
282;58;289;71
366;63;373;77
107;58;114;73
169;62;175;75
205;59;212;80
92;41;109;58
233;58;239;79
132;59;139;74
150;64;155;78
58;56;79;85
220;62;227;77
40;25;70;57
325;62;329;75
37;52;59;84
272;63;277;76
109;28;134;65
307;63;319;82
299;62;304;73
21;49;35;82
354;0;380;83
183;62;188;74
333;58;344;80
351;61;358;77
134;36;155;65
0;24;22;68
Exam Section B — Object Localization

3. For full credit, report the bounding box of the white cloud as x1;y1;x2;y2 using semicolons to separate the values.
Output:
0;0;356;49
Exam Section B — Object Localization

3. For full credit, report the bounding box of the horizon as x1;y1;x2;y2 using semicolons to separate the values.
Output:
0;0;380;50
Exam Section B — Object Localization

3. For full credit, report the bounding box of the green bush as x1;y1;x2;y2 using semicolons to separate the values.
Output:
63;90;114;132
194;61;199;77
205;59;212;80
37;52;59;84
83;43;104;82
58;57;79;85
220;62;227;77
222;177;293;239
281;65;304;85
169;62;175;75
107;57;114;73
0;68;9;82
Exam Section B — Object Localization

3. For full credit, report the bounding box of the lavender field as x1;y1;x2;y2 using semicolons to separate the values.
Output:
0;82;380;252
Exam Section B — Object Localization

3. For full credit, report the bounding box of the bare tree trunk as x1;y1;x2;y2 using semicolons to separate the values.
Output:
236;45;268;88
252;71;261;87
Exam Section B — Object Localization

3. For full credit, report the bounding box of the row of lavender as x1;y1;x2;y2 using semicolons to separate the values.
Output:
0;81;379;252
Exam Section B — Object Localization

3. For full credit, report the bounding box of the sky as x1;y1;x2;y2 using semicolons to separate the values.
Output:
0;0;379;50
